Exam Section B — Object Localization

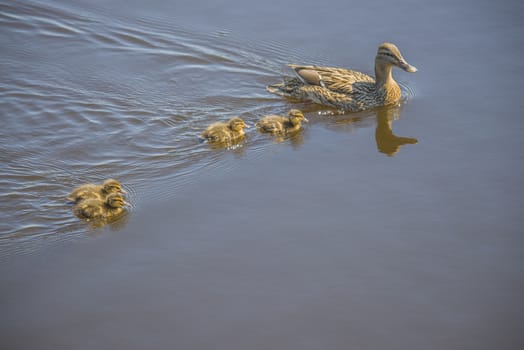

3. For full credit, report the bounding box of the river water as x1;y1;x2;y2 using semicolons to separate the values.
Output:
1;0;523;348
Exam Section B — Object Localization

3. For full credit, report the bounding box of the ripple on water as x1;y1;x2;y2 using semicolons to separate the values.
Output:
1;0;418;258
399;80;417;100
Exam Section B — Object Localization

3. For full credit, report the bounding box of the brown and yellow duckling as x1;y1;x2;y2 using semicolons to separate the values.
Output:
267;43;417;112
73;192;129;221
67;178;126;203
200;117;249;144
256;109;308;134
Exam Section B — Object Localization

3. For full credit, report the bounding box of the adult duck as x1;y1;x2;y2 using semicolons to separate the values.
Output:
267;43;417;112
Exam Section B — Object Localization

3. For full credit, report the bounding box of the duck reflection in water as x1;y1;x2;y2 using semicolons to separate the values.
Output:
326;105;417;156
374;106;417;156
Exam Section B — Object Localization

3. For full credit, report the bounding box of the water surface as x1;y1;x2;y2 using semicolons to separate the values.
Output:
1;0;523;348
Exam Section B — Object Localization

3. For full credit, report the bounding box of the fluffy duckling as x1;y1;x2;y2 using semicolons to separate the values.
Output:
68;178;126;203
267;43;417;112
73;193;129;221
256;109;308;134
200;117;248;144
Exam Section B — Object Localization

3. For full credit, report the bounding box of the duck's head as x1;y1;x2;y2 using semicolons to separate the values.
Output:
105;193;129;209
102;179;126;194
376;43;417;73
228;117;249;132
288;109;309;125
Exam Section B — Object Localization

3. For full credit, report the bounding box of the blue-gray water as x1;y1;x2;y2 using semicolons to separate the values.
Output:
1;0;524;348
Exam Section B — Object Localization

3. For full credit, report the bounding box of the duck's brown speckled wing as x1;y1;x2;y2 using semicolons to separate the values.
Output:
288;64;375;95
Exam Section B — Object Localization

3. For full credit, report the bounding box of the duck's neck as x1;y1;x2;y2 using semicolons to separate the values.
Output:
374;62;395;88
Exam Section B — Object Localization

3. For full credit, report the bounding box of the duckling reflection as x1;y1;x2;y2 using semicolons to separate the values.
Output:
73;193;129;222
68;178;126;203
286;129;306;148
375;106;418;156
256;109;308;135
200;117;248;147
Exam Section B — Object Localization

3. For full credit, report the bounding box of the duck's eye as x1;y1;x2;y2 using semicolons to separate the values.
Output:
381;52;397;59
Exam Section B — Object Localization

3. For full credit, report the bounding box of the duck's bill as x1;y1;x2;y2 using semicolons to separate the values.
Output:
303;117;309;123
399;61;417;73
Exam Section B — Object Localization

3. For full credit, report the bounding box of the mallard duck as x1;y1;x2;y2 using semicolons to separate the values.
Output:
67;178;126;203
73;192;129;221
200;117;248;143
267;43;417;112
256;109;308;134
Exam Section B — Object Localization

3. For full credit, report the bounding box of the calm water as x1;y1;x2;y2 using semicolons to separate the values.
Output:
1;0;524;348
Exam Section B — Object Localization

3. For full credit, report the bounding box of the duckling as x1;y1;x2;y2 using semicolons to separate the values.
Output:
67;178;126;203
256;109;308;134
200;117;248;143
267;43;417;112
67;188;101;203
73;193;129;221
102;193;129;220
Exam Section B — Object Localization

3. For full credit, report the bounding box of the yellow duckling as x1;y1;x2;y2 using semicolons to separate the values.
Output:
200;117;248;144
73;192;129;221
256;109;308;134
267;43;417;112
67;178;126;203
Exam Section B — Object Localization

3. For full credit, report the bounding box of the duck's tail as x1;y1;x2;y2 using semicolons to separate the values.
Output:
266;82;289;97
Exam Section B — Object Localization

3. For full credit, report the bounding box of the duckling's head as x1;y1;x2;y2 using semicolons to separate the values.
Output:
228;117;248;132
102;179;126;195
376;43;417;73
288;109;309;125
105;193;129;209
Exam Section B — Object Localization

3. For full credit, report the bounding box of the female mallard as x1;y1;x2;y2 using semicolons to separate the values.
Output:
200;117;248;144
256;109;308;134
68;178;126;203
267;43;417;112
73;192;129;221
